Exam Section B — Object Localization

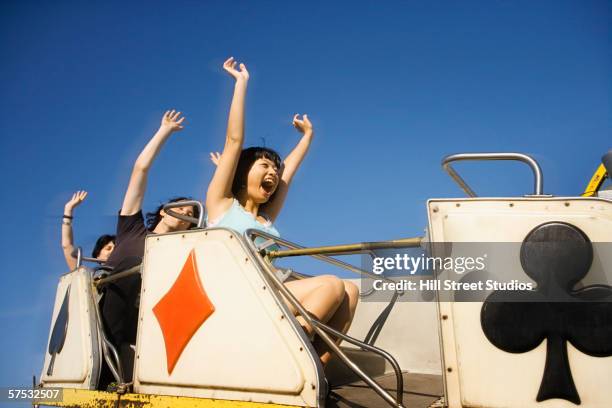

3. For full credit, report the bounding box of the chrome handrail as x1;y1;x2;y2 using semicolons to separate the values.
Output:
162;200;205;228
91;282;124;385
245;229;406;408
313;320;404;405
262;234;419;285
267;237;422;259
72;247;105;268
76;247;83;268
94;265;141;287
442;152;544;197
90;264;142;386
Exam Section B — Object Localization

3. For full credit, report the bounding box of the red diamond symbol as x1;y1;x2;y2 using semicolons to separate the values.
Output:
153;249;215;374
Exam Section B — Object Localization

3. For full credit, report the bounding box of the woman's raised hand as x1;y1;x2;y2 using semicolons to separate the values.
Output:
292;114;313;135
160;110;186;132
209;152;221;166
64;190;88;216
223;57;249;82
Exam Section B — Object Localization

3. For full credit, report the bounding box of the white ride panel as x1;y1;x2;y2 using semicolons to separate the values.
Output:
344;288;442;376
133;228;321;407
428;197;612;408
40;267;101;389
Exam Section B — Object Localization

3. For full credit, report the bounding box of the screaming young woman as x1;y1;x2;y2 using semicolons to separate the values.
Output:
205;57;358;365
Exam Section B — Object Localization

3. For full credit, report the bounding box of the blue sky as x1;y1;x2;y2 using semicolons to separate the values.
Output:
0;0;609;390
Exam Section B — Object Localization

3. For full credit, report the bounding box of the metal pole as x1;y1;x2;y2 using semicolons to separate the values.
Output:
91;286;124;384
76;247;83;269
247;230;410;283
267;237;422;259
441;152;544;196
94;265;141;287
314;321;404;406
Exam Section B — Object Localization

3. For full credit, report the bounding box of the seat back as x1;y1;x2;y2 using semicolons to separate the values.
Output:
133;228;323;407
428;197;612;408
40;267;102;389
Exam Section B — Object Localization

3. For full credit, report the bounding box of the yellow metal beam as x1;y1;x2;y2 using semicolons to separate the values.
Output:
41;388;299;408
582;163;608;197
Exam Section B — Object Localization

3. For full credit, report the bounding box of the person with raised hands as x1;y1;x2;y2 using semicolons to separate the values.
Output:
100;110;200;387
61;190;115;271
205;57;358;365
104;109;199;271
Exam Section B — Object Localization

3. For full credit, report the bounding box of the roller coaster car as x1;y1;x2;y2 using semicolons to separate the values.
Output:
38;153;612;408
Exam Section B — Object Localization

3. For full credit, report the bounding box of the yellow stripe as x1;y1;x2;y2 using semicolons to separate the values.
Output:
43;388;300;408
582;164;607;197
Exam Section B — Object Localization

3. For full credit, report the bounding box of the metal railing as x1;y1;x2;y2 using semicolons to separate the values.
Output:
442;152;544;197
91;285;125;386
73;247;105;269
265;236;421;284
91;264;142;392
245;229;423;408
93;265;141;287
162;200;205;228
267;237;422;259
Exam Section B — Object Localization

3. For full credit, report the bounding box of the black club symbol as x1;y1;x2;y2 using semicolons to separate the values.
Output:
481;222;612;405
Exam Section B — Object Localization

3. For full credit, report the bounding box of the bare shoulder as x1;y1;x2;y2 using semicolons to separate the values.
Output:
206;196;234;221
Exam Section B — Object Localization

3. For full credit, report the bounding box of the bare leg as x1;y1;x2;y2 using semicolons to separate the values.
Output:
284;275;346;337
314;280;360;365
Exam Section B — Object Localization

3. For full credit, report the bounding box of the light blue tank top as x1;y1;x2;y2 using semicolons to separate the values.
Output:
208;199;285;277
206;199;280;240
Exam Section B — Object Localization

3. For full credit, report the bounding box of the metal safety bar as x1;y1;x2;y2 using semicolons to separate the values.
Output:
267;237;422;259
313;320;404;404
76;247;82;268
90;264;142;390
91;286;125;385
245;229;408;408
265;236;422;284
93;265;140;287
442;152;544;197
162;200;205;228
73;247;105;269
261;234;420;345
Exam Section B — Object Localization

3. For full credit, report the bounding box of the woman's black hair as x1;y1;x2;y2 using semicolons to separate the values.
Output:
231;147;282;197
92;234;116;258
145;196;201;231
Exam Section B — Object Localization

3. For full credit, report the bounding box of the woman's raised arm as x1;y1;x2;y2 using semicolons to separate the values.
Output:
206;57;250;219
120;110;185;216
263;114;314;222
61;190;88;270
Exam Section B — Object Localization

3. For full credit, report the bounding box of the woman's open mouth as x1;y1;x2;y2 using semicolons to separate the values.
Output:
261;178;277;196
